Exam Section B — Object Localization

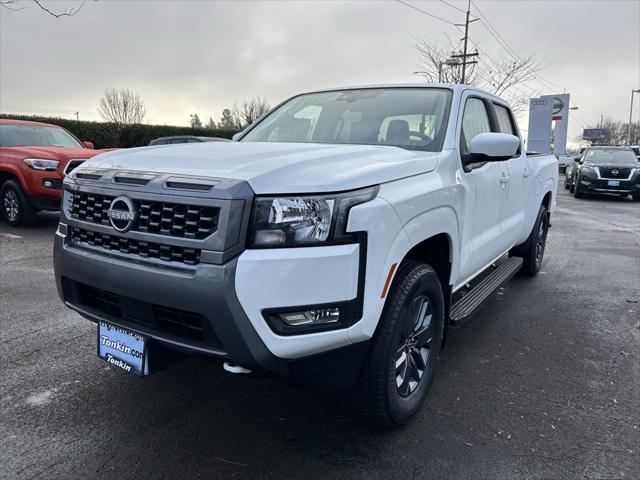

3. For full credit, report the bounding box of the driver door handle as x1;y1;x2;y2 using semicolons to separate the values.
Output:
523;168;530;178
500;173;510;184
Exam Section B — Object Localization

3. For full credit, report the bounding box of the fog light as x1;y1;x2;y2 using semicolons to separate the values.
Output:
43;180;54;188
279;308;340;326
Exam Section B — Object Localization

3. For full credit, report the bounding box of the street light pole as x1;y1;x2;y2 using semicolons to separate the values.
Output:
414;58;459;84
627;89;640;145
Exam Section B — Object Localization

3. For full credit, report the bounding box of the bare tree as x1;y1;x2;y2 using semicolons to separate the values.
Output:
414;37;480;85
218;108;238;130
232;97;270;128
0;0;86;17
414;36;542;113
578;117;640;145
98;88;147;125
205;117;217;130
189;113;202;129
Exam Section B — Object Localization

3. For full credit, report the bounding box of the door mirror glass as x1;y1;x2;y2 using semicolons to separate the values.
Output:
82;141;94;149
467;132;520;162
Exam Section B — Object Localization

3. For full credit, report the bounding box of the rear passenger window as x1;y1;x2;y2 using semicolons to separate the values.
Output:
461;97;491;154
494;104;517;135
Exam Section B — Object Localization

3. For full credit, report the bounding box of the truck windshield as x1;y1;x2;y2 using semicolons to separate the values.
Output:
584;149;637;165
0;125;83;148
240;88;452;152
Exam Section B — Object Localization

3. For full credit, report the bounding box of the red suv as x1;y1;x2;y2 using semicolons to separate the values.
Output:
0;119;105;226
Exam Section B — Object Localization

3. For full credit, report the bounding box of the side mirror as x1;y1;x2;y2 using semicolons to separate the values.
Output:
466;132;520;163
83;141;95;149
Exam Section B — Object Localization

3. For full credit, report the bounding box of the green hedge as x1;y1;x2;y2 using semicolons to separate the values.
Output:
0;114;240;149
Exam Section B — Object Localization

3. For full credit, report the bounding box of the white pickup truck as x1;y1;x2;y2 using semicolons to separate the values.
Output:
54;84;557;427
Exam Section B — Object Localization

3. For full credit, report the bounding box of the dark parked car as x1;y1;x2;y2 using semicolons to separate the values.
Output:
567;145;640;200
148;135;230;146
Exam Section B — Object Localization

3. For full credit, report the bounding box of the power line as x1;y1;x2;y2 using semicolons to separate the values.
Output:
470;0;566;93
396;0;457;26
470;0;520;60
397;0;544;103
438;0;475;16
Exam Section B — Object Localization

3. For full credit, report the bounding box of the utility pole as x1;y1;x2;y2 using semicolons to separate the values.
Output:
74;111;79;121
453;0;479;84
599;114;603;128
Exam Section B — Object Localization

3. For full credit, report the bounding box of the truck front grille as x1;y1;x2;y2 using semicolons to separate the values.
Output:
64;160;85;176
75;282;209;343
70;192;219;239
70;227;201;266
600;167;632;179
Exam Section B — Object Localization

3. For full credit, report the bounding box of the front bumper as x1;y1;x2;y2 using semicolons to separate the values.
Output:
579;177;640;194
21;168;64;204
54;230;367;390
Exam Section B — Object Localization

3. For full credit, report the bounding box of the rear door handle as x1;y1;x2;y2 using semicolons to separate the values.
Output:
523;168;530;178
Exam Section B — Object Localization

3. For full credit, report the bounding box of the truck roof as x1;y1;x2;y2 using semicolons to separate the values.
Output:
288;83;509;107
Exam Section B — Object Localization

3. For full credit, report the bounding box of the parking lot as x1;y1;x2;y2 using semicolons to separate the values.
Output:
1;182;638;479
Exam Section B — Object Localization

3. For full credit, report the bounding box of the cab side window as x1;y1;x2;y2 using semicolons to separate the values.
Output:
493;104;517;135
493;103;521;154
461;97;491;155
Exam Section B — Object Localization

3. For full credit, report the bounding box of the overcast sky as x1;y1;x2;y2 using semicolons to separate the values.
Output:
1;0;639;145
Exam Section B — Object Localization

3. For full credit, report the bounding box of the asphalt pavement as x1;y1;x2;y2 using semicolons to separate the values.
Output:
1;183;639;480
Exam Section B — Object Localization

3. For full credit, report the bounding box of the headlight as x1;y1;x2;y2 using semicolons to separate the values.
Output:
580;165;596;176
23;158;59;171
250;186;378;247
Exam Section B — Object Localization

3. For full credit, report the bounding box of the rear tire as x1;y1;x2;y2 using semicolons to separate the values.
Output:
511;204;549;277
1;180;36;226
343;261;444;428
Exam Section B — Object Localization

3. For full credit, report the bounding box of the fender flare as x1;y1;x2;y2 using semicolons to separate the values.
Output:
393;205;460;286
0;164;27;192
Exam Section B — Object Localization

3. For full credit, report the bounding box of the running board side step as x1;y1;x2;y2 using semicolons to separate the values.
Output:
449;256;523;326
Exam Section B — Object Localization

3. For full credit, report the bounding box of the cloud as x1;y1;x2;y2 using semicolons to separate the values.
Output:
1;0;638;145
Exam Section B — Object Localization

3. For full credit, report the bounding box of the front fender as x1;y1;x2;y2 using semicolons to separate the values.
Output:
346;196;459;343
0;162;28;191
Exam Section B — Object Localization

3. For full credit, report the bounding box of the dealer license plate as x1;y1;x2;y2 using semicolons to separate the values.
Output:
608;180;620;187
98;322;149;375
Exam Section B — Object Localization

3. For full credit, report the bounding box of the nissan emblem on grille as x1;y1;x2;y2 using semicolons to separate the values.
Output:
611;169;619;176
107;196;137;232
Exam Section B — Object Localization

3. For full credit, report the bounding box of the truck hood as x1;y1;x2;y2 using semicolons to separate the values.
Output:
80;142;439;193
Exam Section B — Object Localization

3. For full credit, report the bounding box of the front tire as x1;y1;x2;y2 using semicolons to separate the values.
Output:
1;180;36;226
344;261;444;428
573;175;583;198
